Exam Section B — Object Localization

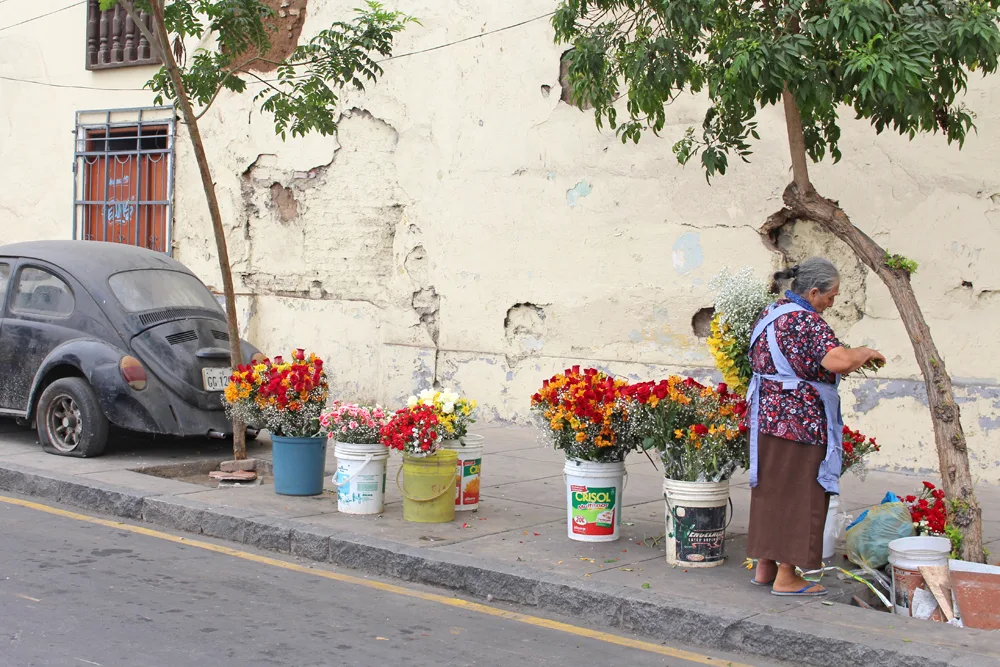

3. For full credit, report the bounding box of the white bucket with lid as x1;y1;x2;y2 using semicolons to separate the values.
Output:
333;441;389;515
564;458;626;542
441;434;484;511
663;478;731;567
888;536;951;617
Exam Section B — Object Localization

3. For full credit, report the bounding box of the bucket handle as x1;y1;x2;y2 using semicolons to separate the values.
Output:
395;465;458;502
663;493;735;530
331;453;375;488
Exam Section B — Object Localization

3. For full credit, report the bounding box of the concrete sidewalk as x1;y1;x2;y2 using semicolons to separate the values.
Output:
0;419;997;667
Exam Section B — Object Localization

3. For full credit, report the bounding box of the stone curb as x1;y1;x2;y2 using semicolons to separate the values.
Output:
0;461;995;667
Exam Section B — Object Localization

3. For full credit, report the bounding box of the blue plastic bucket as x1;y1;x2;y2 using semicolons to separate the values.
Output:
271;435;327;496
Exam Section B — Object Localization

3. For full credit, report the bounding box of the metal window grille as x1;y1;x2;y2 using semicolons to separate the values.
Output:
73;107;176;254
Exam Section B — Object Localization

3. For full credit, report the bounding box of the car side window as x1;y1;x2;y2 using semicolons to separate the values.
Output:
10;267;75;318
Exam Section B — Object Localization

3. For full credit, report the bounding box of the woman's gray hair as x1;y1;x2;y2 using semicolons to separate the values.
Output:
774;257;840;296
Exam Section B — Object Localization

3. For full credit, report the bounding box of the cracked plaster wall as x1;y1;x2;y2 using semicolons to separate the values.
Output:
1;1;999;480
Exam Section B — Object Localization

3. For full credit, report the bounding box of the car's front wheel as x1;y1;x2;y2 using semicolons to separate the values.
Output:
37;378;109;458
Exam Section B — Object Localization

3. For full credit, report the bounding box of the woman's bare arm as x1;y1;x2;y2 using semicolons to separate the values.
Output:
821;346;886;375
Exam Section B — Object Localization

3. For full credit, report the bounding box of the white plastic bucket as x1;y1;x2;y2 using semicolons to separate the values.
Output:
822;495;847;561
888;536;951;617
333;441;388;515
663;478;731;568
441;434;484;511
564;459;626;542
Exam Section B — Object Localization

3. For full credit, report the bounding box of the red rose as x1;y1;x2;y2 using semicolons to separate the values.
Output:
572;365;581;375
923;481;936;490
932;489;946;501
693;424;709;437
717;382;728;395
738;423;748;434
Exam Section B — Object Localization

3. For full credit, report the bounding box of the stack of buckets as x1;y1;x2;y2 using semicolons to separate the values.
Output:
888;535;952;618
334;434;484;523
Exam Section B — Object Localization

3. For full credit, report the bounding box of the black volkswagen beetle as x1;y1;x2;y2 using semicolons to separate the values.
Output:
0;240;262;457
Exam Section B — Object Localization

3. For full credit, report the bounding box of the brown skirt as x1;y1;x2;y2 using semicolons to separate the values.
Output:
747;434;831;570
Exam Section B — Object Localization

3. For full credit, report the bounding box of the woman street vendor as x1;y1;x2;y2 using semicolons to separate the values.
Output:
747;257;885;597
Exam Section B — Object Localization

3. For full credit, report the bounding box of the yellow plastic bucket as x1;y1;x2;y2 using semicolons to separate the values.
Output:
397;450;458;523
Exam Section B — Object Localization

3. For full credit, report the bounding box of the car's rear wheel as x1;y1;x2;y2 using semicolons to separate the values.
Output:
37;378;109;458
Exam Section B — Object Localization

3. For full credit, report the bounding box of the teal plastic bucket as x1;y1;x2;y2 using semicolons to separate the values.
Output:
271;435;327;496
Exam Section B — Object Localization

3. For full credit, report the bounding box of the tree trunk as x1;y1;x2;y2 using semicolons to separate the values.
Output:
144;1;248;460
774;93;984;562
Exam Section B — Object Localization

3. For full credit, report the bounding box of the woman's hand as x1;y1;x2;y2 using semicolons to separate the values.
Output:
822;346;886;375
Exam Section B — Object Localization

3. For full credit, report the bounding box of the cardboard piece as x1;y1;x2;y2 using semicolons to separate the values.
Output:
919;565;955;621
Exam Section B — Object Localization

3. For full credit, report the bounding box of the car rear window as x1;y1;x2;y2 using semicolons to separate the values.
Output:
109;269;222;313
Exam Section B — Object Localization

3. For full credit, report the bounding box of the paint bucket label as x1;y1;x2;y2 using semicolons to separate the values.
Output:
336;464;381;508
671;504;726;563
570;485;616;536
455;458;482;507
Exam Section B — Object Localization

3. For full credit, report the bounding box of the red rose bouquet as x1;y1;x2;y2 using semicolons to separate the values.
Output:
624;377;749;482
899;481;965;557
380;404;442;457
841;425;880;478
530;365;633;462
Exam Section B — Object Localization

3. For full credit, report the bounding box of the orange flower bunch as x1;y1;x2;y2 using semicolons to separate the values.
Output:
625;378;748;482
531;366;634;462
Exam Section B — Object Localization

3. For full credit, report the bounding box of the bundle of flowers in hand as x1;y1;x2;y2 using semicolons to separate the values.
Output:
900;481;964;557
624;377;749;483
407;388;478;440
225;349;327;437
320;403;388;444
224;349;328;496
842;425;880;479
706;268;776;396
380;404;442;458
530;365;633;463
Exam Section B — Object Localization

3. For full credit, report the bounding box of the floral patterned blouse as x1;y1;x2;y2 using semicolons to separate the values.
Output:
749;299;842;446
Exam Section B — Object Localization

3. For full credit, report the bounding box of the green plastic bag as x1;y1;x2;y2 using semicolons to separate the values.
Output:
846;501;916;569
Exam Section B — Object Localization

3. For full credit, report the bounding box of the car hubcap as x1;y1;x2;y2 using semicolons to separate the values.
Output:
49;396;83;453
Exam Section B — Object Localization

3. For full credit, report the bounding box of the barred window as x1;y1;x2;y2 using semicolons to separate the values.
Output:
73;108;176;253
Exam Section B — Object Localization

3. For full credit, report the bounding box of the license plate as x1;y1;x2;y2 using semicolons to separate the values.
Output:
202;367;232;392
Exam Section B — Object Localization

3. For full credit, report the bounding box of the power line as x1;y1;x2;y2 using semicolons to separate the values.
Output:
0;74;146;91
376;11;555;63
0;1;84;33
0;10;557;90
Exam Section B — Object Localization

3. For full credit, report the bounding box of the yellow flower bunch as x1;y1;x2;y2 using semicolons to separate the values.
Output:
406;388;478;438
706;313;748;396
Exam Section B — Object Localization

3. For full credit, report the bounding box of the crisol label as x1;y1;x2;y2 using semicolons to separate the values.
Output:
570;485;617;536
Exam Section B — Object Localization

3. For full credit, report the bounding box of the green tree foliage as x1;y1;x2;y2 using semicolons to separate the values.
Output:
553;0;1000;180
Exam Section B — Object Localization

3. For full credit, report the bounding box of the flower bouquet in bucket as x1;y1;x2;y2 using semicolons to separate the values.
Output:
407;388;482;511
320;403;390;515
624;377;749;567
381;404;457;523
531;366;634;542
224;349;328;496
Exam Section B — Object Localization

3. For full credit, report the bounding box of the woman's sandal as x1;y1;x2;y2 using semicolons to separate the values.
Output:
771;584;828;597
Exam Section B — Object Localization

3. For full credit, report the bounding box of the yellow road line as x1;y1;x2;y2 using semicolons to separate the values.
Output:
0;494;752;667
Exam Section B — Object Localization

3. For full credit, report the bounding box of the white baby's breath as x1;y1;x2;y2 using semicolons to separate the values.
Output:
709;267;775;339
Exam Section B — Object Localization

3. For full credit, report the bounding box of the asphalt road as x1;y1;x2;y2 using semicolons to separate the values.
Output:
0;496;782;667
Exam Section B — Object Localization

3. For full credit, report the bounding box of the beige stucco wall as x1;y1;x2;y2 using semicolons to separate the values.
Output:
1;1;998;482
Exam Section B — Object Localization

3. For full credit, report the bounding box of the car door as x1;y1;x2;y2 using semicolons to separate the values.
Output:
0;263;78;412
0;259;14;413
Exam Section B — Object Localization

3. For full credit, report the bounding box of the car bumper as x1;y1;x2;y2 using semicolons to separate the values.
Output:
91;362;234;438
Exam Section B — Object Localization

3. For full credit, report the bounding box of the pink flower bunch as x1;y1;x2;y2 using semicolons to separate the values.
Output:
319;402;388;445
